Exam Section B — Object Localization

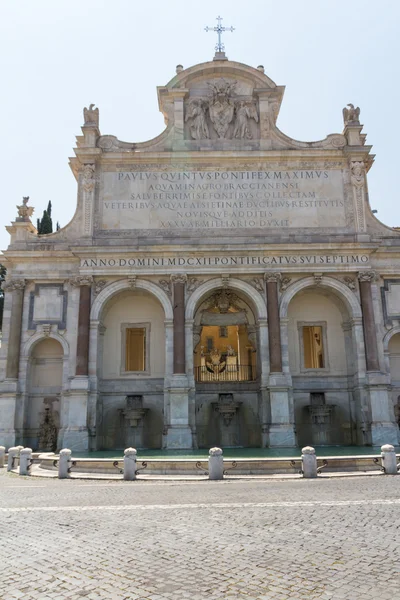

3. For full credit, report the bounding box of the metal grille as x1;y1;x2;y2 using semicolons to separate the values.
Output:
194;364;255;382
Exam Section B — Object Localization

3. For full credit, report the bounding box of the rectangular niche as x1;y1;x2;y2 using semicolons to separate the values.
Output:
28;284;68;330
381;279;400;324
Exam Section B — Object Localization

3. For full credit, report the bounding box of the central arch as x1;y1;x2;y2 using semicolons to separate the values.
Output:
186;277;268;449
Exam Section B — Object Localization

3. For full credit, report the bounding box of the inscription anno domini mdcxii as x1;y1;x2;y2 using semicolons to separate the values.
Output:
101;169;346;230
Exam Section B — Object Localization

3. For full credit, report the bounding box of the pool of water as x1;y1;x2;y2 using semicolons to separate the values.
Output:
72;446;399;460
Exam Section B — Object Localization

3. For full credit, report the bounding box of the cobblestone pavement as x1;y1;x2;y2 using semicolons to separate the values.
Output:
1;471;400;599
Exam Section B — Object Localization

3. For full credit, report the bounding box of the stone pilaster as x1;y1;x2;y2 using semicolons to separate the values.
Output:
358;272;379;372
3;279;26;380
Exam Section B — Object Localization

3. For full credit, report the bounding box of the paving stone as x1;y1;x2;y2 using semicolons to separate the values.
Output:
1;472;400;599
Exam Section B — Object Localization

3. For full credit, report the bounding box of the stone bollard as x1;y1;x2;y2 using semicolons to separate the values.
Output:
19;448;33;476
123;448;137;480
208;447;224;480
301;446;318;478
381;444;398;475
58;449;72;479
7;447;19;472
0;446;5;468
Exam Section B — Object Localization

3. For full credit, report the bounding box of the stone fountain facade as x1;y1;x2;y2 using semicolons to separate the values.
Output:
0;50;399;452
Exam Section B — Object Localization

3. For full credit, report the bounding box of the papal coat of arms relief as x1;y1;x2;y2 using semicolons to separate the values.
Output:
184;78;259;140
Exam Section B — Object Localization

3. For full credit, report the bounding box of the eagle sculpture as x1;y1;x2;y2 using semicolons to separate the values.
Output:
342;103;360;125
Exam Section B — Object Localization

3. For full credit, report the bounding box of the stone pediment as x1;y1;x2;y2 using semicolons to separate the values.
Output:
86;58;346;155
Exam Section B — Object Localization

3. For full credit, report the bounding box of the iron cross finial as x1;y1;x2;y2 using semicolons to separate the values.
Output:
205;16;235;53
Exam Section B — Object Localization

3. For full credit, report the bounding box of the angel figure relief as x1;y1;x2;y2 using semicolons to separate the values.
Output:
185;98;209;140
233;100;259;139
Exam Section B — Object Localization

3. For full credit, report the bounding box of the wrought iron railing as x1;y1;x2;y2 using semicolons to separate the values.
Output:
194;364;255;382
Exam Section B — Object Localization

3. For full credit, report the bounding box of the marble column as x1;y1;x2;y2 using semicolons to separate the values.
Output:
172;276;186;374
264;273;295;447
265;273;282;373
4;280;26;379
165;275;192;449
358;272;379;372
76;284;91;376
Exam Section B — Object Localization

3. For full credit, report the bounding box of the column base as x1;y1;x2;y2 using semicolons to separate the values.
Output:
165;426;193;449
0;383;18;449
371;423;399;447
268;424;296;447
58;427;89;452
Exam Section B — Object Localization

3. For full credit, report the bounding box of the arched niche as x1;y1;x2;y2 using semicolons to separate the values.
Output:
100;288;166;380
285;284;357;447
25;337;64;450
192;287;258;377
95;287;167;452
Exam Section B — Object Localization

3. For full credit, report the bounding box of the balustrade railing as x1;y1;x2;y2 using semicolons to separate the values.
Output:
194;364;255;382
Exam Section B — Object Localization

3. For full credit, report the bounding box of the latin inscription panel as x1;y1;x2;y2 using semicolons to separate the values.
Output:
100;169;347;231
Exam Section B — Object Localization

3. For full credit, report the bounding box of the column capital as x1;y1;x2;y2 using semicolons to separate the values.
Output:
69;275;94;287
264;272;281;283
3;278;26;292
358;271;376;283
170;274;187;285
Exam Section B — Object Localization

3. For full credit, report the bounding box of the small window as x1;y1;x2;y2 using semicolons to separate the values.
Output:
219;326;228;338
125;327;146;372
303;325;324;369
206;337;214;352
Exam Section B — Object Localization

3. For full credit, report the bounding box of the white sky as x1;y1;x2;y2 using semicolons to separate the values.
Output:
1;0;399;254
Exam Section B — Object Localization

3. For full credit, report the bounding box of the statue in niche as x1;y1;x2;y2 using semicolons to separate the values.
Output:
342;103;360;126
83;103;99;126
38;398;59;452
233;100;259;139
206;348;226;374
185;99;209;140
207;79;236;138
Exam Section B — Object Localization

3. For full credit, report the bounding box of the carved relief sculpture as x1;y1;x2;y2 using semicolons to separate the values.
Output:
158;279;172;297
249;278;264;293
83;103;99;127
82;164;96;192
81;164;96;235
342;103;360;126
94;280;107;295
233;100;258;139
207;79;236;138
185;99;209;140
280;277;292;292
187;277;204;294
350;161;366;232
